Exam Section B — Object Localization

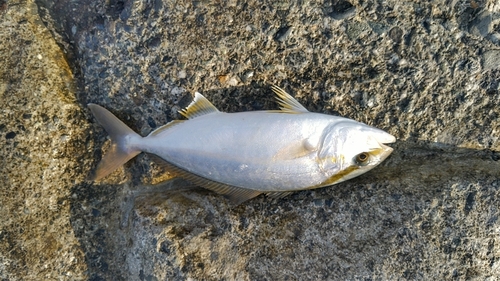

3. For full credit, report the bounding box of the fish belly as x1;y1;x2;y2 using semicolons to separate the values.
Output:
140;112;334;191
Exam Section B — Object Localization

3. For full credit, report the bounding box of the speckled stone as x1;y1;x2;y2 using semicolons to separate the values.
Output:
0;0;89;280
6;0;500;279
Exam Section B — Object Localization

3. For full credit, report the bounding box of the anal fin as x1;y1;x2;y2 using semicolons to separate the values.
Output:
265;191;295;199
150;155;261;205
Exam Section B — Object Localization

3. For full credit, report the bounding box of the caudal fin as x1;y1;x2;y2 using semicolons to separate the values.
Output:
88;104;142;181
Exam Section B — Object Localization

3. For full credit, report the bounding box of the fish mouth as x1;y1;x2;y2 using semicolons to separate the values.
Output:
372;132;396;161
379;144;394;160
369;144;393;163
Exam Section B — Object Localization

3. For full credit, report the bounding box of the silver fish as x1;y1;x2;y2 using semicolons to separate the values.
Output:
88;86;395;204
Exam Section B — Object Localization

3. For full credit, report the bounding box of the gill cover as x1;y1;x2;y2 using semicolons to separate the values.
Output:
316;120;395;185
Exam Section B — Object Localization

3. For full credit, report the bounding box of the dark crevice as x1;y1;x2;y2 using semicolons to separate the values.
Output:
324;0;356;20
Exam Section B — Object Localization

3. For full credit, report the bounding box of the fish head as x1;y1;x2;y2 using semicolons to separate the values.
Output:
317;120;396;186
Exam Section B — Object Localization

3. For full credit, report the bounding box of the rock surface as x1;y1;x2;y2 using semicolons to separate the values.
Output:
0;0;88;279
1;0;499;279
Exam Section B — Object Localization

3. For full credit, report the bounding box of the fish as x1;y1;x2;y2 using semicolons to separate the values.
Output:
88;85;396;204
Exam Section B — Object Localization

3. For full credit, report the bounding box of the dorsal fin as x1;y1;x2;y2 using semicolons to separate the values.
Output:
179;92;220;119
148;120;184;137
271;85;309;113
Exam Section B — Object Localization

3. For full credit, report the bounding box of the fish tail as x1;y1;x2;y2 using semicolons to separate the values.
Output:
88;104;142;181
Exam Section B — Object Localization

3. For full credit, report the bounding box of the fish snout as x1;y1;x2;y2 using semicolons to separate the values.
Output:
369;130;396;161
375;131;396;145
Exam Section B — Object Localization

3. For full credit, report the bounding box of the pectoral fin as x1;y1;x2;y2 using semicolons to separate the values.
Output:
273;138;318;161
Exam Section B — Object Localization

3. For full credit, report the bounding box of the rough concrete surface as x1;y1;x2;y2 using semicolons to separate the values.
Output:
0;0;88;280
1;0;500;279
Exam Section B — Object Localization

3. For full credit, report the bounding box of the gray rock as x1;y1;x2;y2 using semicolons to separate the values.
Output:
2;0;499;279
0;0;87;280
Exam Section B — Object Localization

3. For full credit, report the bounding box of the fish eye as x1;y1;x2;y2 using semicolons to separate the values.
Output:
355;152;370;165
